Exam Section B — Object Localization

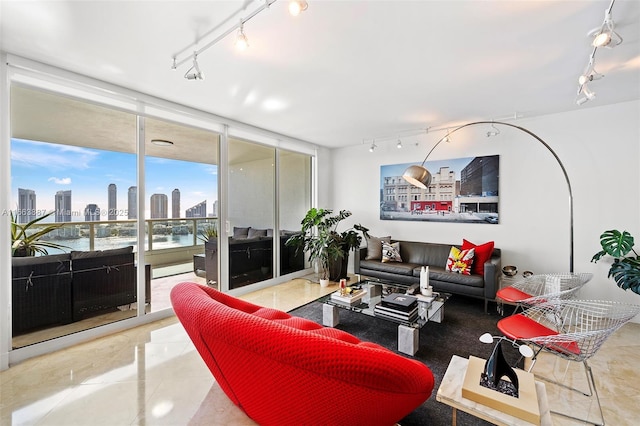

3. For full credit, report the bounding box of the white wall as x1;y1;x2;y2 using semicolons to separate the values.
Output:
325;100;640;316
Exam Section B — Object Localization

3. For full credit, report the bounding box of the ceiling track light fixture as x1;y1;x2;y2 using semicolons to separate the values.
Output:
171;0;307;77
576;0;620;105
443;129;452;143
184;52;204;80
486;123;500;138
289;0;308;16
397;139;403;149
369;141;377;153
588;0;623;48
235;20;249;50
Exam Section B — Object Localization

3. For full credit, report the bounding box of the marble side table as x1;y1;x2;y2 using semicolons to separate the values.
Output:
436;355;552;426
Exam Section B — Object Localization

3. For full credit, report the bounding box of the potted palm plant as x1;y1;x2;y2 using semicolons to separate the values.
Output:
286;208;368;285
592;229;640;294
11;211;69;257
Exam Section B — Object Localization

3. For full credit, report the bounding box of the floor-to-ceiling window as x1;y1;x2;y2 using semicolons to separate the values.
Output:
3;62;315;366
279;149;312;275
143;117;219;310
227;138;275;289
10;86;138;348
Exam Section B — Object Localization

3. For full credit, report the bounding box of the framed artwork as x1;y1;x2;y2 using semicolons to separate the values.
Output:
380;155;499;224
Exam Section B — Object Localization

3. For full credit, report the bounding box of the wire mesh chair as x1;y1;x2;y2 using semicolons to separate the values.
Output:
497;299;640;425
496;272;593;314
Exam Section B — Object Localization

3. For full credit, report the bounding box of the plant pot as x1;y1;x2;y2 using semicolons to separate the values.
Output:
329;254;349;281
319;279;330;288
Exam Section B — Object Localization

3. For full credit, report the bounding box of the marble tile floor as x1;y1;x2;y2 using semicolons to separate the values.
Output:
2;278;639;425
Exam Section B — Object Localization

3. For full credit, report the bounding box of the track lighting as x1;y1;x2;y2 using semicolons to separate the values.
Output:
443;129;451;143
486;123;500;138
588;6;623;48
235;21;249;51
578;62;604;86
576;84;596;105
575;0;619;106
171;0;307;76
289;0;308;16
397;139;403;149
369;142;377;153
184;53;204;80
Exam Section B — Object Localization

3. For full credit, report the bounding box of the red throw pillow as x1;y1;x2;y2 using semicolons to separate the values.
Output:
462;239;494;276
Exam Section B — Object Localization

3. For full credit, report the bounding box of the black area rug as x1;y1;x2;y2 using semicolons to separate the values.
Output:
288;295;522;426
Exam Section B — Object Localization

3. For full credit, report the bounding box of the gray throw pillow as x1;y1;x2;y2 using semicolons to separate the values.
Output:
233;226;250;239
365;235;391;260
248;228;267;238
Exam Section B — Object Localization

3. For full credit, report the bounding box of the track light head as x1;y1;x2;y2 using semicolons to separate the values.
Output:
397;139;403;149
578;67;604;86
235;22;249;51
588;13;623;48
369;142;377;153
576;84;596;105
289;0;308;16
184;53;204;80
486;123;500;138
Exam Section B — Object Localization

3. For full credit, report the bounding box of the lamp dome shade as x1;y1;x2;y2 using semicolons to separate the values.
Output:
403;165;431;189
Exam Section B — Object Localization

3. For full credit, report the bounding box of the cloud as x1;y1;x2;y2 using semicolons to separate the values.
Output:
48;177;72;185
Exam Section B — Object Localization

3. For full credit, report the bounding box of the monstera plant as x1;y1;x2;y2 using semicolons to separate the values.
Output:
286;208;369;281
11;211;69;257
592;229;640;294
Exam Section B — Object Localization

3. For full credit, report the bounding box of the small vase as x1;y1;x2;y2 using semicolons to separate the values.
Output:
320;279;330;288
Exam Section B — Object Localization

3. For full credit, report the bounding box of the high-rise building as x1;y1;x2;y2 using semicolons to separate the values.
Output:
108;183;117;220
17;188;36;223
128;186;137;219
150;193;168;219
84;204;100;222
55;190;72;222
185;200;207;218
172;188;180;219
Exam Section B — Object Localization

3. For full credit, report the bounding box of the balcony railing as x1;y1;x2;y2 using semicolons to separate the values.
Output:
19;218;218;268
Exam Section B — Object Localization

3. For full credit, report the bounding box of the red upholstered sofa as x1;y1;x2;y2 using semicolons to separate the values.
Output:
170;282;435;426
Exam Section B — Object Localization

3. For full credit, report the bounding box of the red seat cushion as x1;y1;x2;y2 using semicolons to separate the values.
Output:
496;287;533;303
498;314;581;356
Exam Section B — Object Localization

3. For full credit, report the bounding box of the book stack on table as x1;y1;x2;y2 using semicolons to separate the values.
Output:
330;288;366;306
374;293;419;322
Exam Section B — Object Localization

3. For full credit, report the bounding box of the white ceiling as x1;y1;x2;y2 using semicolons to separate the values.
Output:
1;0;639;149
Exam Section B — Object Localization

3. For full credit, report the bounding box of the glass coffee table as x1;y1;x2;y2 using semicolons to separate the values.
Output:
319;278;449;355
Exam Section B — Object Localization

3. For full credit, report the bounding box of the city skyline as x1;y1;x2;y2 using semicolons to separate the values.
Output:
10;138;218;222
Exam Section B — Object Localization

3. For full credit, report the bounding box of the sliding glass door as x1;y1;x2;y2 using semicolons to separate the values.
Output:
227;138;275;289
143;117;219;310
10;86;138;348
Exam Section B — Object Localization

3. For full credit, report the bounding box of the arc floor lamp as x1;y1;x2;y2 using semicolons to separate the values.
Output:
402;121;574;273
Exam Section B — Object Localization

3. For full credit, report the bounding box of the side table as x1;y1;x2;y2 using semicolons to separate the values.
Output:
436;355;553;426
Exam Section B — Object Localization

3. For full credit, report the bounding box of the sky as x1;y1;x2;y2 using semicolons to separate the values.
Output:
10;139;218;221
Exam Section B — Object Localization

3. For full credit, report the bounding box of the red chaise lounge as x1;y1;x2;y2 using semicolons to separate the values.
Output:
170;282;435;426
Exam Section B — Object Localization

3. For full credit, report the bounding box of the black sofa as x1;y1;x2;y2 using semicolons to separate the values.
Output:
354;240;501;312
11;246;148;334
71;246;137;321
204;230;305;289
12;253;73;334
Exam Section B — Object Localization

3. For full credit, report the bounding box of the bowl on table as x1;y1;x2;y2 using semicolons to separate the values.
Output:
502;265;518;277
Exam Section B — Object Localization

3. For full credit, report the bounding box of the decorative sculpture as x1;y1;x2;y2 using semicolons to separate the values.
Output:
481;339;519;397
